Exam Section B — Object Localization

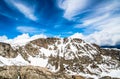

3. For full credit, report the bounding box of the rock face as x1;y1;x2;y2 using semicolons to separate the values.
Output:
0;66;72;79
0;42;17;58
0;38;120;79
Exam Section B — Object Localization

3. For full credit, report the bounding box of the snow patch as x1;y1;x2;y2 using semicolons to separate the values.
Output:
0;54;29;66
101;70;120;78
28;56;48;67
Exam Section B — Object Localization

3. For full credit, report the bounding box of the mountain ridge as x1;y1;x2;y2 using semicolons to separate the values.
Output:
0;38;120;79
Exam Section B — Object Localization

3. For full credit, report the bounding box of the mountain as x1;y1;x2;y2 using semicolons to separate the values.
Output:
101;45;120;49
0;38;120;79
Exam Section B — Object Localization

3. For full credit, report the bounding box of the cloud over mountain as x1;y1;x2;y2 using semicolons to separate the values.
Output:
0;0;120;46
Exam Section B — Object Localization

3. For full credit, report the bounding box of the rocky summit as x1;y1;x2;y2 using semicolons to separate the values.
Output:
0;38;120;79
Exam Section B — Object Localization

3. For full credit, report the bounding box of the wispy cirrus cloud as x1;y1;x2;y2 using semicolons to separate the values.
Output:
58;0;89;20
82;13;110;27
13;2;37;21
17;26;46;34
4;0;37;21
76;0;120;27
70;0;120;46
72;15;120;46
1;0;120;46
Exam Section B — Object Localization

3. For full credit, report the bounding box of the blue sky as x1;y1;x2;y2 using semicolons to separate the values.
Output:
0;0;120;46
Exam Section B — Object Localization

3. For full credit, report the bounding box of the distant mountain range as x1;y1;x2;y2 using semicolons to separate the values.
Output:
101;45;120;49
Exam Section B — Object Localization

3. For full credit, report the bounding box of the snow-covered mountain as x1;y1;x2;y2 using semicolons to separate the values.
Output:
0;38;120;79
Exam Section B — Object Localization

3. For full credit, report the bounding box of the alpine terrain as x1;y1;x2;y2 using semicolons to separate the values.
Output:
0;38;120;79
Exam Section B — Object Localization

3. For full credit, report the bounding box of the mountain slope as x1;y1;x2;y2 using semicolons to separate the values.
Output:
0;38;120;79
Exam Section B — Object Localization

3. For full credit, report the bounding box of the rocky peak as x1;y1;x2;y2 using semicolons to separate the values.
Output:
0;38;120;79
29;38;60;49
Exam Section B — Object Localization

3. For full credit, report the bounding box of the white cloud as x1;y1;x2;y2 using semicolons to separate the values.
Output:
4;0;37;21
0;34;47;46
71;1;120;46
75;1;120;27
75;13;110;28
69;32;84;38
58;0;119;21
96;17;120;32
17;26;38;33
72;17;120;46
30;34;47;40
0;36;8;42
70;31;120;46
1;32;120;47
58;0;88;20
16;26;46;34
81;16;120;35
94;1;120;15
82;13;110;26
13;2;37;21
